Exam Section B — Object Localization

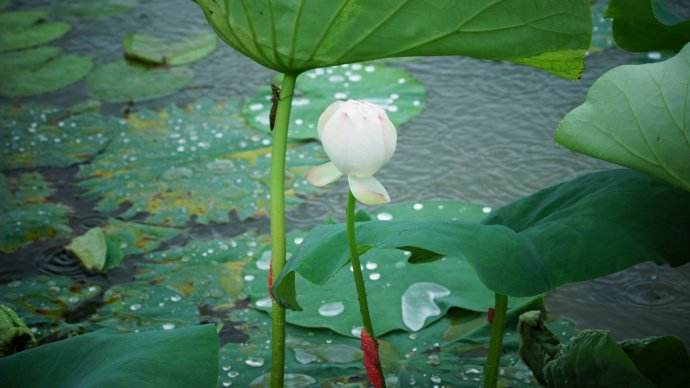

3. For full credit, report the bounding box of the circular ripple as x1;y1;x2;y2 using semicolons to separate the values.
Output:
36;246;87;277
624;282;681;307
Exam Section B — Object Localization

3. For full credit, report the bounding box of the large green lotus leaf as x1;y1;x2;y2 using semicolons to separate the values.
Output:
370;199;489;222
0;173;71;253
54;0;139;19
0;49;93;97
0;104;121;170
0;325;220;388
244;201;528;335
242;63;425;139
590;2;614;53
607;0;690;53
195;0;591;79
93;283;200;332
556;44;690;192
274;170;690;301
86;60;194;103
0;276;102;341
78;99;326;226
124;32;218;66
0;11;71;52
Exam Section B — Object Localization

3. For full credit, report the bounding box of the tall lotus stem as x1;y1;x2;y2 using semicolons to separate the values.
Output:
484;293;508;388
269;72;297;388
347;191;386;388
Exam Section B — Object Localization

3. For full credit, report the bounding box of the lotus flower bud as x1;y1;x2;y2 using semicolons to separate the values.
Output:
306;100;397;205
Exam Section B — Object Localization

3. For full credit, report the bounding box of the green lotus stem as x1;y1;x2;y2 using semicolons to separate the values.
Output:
346;191;386;387
269;72;297;388
484;293;508;388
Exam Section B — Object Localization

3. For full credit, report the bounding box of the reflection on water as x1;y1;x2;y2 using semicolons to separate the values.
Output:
1;0;688;349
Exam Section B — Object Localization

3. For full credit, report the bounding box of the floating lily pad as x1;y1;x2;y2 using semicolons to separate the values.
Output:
54;0;139;19
242;63;426;139
0;276;101;341
102;218;181;257
78;99;326;226
124;32;217;66
86;60;194;103
0;104;120;170
0;173;71;253
0;11;71;52
590;2;614;53
0;47;93;97
0;46;60;67
93;283;200;332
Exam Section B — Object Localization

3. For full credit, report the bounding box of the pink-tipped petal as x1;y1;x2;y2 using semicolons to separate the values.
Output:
348;176;390;205
306;162;343;187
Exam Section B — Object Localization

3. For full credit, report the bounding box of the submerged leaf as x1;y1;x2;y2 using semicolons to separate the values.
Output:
556;44;690;192
78;99;326;225
242;63;425;139
0;104;120;170
0;11;71;52
0;276;102;341
0;173;71;253
196;0;591;79
86;60;194;103
124;32;217;66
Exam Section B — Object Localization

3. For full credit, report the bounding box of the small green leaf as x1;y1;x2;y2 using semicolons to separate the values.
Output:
0;11;71;52
0;325;220;388
86;60;194;103
607;0;690;52
196;0;591;79
124;32;218;66
556;44;690;192
242;63;425;139
66;227;108;272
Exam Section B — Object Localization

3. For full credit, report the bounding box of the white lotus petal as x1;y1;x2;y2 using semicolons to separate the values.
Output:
306;162;342;187
317;100;345;140
348;175;390;205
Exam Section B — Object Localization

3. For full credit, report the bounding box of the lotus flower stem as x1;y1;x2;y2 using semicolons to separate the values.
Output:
346;191;386;388
484;293;508;388
269;72;297;388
